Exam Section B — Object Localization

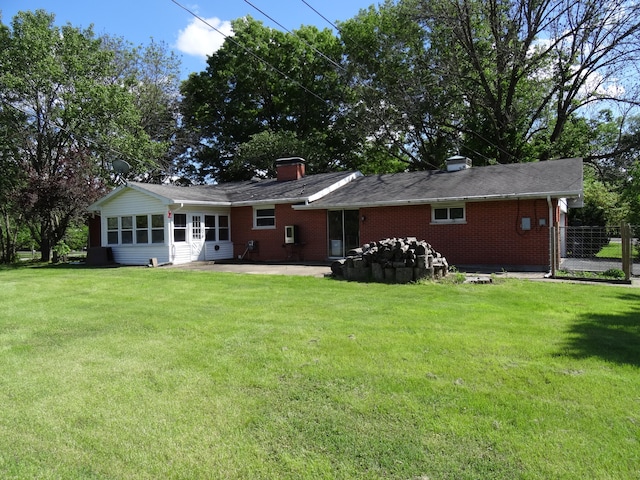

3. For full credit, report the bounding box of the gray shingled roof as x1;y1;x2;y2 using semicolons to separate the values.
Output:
124;170;360;206
92;158;582;211
299;157;583;209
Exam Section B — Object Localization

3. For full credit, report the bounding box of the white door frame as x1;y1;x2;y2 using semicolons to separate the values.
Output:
190;213;205;261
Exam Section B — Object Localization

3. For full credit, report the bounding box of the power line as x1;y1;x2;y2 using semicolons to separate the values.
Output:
241;0;346;73
299;0;340;31
170;0;328;104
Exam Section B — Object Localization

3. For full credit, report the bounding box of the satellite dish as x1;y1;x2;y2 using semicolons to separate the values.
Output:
112;159;131;175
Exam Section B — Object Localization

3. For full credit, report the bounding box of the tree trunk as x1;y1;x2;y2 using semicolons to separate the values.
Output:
40;238;51;263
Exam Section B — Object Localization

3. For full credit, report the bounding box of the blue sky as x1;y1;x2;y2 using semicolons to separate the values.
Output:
1;0;375;79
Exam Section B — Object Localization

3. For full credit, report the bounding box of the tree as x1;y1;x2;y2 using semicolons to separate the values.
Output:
339;0;456;170
0;10;163;262
103;36;183;183
180;16;358;182
338;0;640;168
416;0;640;164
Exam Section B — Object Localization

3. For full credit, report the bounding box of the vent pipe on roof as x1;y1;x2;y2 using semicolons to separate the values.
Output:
275;157;306;181
446;155;472;172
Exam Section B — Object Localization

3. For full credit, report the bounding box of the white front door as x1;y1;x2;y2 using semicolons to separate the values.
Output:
190;214;205;261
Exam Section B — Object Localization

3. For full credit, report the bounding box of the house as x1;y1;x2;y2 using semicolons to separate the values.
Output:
87;156;583;271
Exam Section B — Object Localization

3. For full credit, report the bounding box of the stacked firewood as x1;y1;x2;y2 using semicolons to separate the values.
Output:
331;237;448;283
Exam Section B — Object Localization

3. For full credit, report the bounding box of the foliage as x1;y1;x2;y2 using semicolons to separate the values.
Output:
0;266;638;479
339;0;453;170
180;17;359;182
335;0;640;170
569;174;626;226
0;10;171;262
102;36;183;183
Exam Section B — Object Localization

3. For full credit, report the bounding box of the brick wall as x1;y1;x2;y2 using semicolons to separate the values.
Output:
230;198;557;268
231;205;327;262
359;199;555;268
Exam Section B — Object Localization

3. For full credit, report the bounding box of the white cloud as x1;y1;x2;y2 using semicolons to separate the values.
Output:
176;17;233;59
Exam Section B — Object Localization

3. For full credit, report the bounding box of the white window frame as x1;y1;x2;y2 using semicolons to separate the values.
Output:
431;203;466;224
105;214;165;245
253;205;276;229
173;213;187;243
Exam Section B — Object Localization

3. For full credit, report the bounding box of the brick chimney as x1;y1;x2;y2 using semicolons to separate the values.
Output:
275;157;306;181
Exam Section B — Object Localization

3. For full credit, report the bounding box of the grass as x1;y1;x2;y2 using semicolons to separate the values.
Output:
0;265;639;479
596;241;640;259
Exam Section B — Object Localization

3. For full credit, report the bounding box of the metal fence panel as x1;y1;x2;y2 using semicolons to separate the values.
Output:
558;225;639;276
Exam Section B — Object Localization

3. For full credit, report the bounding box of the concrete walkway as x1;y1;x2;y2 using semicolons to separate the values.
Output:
168;261;332;278
168;261;638;286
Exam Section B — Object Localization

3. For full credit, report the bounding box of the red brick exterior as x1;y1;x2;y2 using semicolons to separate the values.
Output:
229;198;559;269
231;204;327;262
359;199;555;268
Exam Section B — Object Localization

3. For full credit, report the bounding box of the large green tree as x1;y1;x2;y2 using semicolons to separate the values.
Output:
103;36;183;183
0;10;164;262
180;16;359;182
339;0;640;168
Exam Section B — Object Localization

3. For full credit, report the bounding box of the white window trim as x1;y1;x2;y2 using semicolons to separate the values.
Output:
431;203;466;224
203;214;231;242
105;214;165;245
253;205;276;229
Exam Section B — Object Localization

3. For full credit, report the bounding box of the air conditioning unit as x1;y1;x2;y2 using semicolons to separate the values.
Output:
284;225;299;244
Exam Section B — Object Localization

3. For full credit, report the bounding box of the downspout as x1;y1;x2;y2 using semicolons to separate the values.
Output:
546;196;554;278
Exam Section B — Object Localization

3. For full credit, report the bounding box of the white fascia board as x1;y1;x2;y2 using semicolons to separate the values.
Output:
292;190;583;210
306;172;364;203
169;200;232;207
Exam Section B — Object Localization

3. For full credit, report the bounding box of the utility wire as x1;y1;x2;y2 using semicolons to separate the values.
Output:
170;0;328;104
242;0;346;73
300;0;340;31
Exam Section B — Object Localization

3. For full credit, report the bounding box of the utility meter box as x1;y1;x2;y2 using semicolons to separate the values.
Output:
284;225;299;244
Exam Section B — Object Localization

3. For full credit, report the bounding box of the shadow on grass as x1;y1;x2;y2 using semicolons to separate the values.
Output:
559;293;640;366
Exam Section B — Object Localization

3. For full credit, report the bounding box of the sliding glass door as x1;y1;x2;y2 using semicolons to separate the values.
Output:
328;210;359;257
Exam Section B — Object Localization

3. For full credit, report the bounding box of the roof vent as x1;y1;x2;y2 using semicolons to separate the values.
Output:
446;155;472;172
275;157;306;182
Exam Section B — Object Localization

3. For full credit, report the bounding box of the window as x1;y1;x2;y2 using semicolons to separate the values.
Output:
136;215;149;243
219;215;229;241
151;215;164;244
205;215;216;241
174;214;187;242
105;214;165;245
121;216;133;244
432;204;466;224
254;206;275;228
107;217;119;245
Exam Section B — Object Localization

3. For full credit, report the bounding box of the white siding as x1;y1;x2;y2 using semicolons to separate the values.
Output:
94;187;234;265
111;245;170;266
204;242;234;261
101;189;166;216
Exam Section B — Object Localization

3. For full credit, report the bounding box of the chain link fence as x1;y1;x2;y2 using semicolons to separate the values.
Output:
557;225;639;276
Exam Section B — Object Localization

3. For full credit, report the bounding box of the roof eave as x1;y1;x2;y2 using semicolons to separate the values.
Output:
293;190;583;210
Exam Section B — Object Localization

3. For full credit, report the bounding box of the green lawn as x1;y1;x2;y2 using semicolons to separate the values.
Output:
0;265;638;479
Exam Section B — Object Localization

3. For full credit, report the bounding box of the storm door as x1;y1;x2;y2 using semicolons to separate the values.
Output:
328;210;360;257
190;214;205;261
